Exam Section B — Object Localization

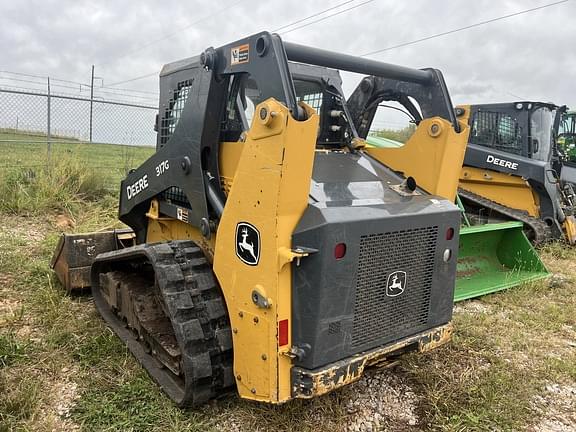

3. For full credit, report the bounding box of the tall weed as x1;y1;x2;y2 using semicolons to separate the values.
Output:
0;157;110;214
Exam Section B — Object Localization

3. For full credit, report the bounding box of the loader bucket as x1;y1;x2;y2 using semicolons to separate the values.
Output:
456;221;549;302
50;229;135;292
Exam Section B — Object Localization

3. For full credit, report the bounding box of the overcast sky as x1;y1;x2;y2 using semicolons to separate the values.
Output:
1;0;575;116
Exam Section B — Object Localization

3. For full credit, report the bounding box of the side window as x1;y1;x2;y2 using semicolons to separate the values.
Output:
242;77;263;126
299;92;323;112
498;116;517;143
160;79;193;146
294;80;323;114
243;97;255;126
471;111;522;155
220;75;262;142
530;107;554;161
367;101;418;148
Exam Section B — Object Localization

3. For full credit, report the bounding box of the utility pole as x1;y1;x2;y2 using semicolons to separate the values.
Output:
47;76;52;163
89;65;95;142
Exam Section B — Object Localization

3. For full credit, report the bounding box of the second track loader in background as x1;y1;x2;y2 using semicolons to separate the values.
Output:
348;82;548;302
456;102;576;245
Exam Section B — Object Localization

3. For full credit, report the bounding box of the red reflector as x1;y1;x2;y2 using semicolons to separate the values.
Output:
278;319;289;346
334;242;346;259
446;227;455;240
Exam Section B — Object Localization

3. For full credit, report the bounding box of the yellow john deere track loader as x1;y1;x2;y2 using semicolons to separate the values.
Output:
455;102;576;245
346;80;548;302
51;32;464;406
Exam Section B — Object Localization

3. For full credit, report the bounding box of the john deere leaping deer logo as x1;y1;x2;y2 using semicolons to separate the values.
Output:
386;271;407;297
235;222;260;266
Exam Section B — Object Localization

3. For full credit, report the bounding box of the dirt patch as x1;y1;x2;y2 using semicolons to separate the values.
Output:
543;256;576;281
54;373;80;418
530;383;576;431
342;368;419;431
212;367;420;432
0;215;47;244
32;367;81;432
54;213;75;231
0;272;15;286
453;301;493;314
0;294;23;325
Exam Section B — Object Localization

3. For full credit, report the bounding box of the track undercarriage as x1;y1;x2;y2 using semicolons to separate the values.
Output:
91;241;234;407
459;188;552;244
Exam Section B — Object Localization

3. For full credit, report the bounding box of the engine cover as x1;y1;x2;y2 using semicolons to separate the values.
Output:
291;151;459;369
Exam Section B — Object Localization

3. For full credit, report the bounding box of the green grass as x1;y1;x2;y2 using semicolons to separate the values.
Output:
0;131;575;431
0;374;42;432
0;129;154;192
0;333;29;368
0;130;152;215
1;213;575;432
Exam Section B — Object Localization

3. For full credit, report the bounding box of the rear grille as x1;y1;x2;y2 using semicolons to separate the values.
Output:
352;226;438;349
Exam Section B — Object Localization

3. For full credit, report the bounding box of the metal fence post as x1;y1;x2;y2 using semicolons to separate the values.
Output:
89;65;94;142
47;76;52;163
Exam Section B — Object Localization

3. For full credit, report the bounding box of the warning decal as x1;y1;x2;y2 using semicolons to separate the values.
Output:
231;44;249;65
176;207;189;223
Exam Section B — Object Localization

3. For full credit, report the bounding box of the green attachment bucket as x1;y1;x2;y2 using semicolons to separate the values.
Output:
456;221;549;302
364;136;549;301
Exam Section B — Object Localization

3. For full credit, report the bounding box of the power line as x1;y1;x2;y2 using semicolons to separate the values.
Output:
272;0;357;32
0;70;89;87
99;86;158;96
101;0;570;88
102;1;377;87
93;88;158;102
103;0;361;69
98;0;247;67
106;71;159;87
0;69;160;98
0;76;87;92
280;0;377;35
361;0;572;57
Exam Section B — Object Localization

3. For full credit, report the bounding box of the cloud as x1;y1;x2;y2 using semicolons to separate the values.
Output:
0;0;574;109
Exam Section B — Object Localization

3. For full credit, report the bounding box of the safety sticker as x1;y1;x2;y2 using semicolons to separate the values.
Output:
176;207;189;223
231;44;249;65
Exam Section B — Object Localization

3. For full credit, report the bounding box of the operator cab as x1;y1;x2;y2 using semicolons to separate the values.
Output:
462;101;565;163
220;62;357;149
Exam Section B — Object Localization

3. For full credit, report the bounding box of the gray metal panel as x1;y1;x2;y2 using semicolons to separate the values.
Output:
160;55;201;77
291;152;459;369
118;67;227;238
464;144;548;183
561;163;576;184
288;62;342;89
308;152;429;205
464;144;562;234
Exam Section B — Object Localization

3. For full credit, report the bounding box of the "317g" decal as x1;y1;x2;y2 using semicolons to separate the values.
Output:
156;160;169;176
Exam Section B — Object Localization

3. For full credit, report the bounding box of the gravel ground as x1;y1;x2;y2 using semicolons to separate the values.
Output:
342;369;419;432
531;383;576;432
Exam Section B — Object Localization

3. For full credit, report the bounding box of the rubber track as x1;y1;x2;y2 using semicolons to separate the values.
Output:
91;240;234;407
458;188;552;244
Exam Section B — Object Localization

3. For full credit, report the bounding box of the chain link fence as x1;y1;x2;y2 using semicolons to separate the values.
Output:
0;72;158;189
